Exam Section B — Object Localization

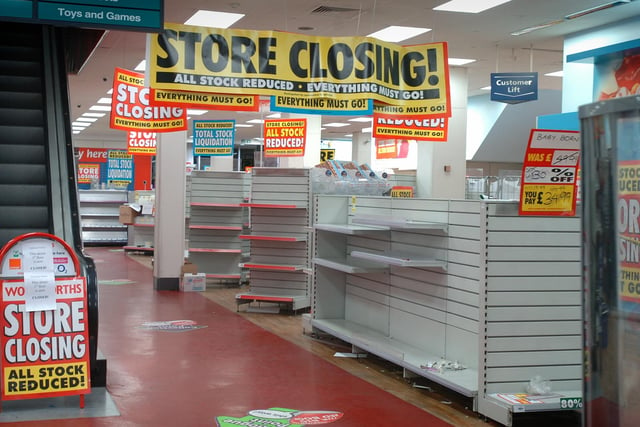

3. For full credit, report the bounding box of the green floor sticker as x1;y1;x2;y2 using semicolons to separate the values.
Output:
216;408;343;426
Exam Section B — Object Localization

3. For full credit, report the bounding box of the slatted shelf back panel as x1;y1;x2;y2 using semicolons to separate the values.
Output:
237;168;312;310
445;200;483;370
385;198;451;358
480;201;582;395
187;171;247;282
344;197;392;335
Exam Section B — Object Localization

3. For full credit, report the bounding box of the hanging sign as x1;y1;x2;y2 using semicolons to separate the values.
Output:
127;131;157;155
491;72;538;104
373;112;448;141
270;95;373;116
77;163;100;184
110;67;187;133
263;119;307;157
148;23;451;114
375;139;410;159
518;129;581;216
151;88;259;112
106;150;133;188
1;0;163;32
193;120;235;156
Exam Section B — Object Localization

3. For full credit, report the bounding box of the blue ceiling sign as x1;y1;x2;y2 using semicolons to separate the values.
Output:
490;72;538;104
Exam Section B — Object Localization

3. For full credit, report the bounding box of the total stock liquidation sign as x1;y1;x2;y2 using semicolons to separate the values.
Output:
1;278;90;400
148;23;452;116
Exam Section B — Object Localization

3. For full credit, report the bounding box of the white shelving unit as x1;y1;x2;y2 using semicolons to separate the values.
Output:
474;201;582;426
78;189;128;245
311;196;582;423
123;190;155;254
236;168;312;311
187;171;248;283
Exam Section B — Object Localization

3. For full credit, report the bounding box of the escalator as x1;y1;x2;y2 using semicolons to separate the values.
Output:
0;22;105;386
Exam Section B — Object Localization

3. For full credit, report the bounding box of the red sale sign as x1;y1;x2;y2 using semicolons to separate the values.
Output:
1;278;91;400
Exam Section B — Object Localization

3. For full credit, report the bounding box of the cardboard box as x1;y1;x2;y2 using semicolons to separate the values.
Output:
181;262;198;275
181;273;206;292
119;205;140;225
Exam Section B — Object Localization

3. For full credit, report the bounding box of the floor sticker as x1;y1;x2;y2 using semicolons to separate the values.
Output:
98;279;136;286
216;408;343;426
138;320;207;332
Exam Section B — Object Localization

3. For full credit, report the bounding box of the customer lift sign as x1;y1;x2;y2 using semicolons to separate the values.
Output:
0;233;90;407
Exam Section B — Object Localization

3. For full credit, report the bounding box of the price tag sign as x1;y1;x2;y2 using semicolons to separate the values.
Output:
518;129;581;216
559;397;583;410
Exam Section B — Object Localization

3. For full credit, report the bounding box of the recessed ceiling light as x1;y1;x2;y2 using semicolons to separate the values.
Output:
434;0;512;13
266;113;282;118
247;119;264;124
368;26;431;43
348;117;372;122
324;122;350;128
448;58;476;66
545;70;564;77
361;127;372;133
82;112;106;118
97;97;112;104
134;60;146;71
187;109;208;115
89;105;111;111
76;117;98;122
184;10;245;28
72;122;91;127
481;86;491;90
235;124;253;128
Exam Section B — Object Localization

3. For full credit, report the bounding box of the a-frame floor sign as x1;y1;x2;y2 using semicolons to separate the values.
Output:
0;232;90;410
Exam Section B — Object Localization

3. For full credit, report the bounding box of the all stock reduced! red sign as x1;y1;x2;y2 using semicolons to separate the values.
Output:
1;278;90;400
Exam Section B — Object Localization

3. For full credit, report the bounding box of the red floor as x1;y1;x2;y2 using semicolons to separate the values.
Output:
11;247;452;426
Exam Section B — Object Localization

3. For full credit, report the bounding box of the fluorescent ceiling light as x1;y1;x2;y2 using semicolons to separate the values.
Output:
82;112;106;118
434;0;512;13
545;70;564;77
565;1;630;20
344;134;353;137
246;119;264;124
368;26;431;43
76;117;98;122
106;89;113;95
481;86;491;90
348;117;372;122
96;97;112;104
511;20;562;36
72;130;81;134
361;127;372;133
72;121;91;127
187;109;208;115
266;113;282;118
323;122;350;128
134;60;146;71
448;58;476;65
89;105;111;111
184;10;245;28
235;124;253;128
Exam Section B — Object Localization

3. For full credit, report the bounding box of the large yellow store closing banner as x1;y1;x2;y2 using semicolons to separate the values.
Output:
147;23;451;116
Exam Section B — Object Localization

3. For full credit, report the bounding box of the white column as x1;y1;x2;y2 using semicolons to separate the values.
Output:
279;114;322;168
153;131;187;290
416;67;468;198
209;155;234;171
351;130;372;164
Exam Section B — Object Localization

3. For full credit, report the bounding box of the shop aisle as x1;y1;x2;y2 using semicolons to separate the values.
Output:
1;247;455;426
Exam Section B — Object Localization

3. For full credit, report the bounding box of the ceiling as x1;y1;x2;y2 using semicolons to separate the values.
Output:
67;0;640;146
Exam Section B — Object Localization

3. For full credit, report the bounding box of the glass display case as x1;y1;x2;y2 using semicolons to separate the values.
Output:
580;96;640;427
